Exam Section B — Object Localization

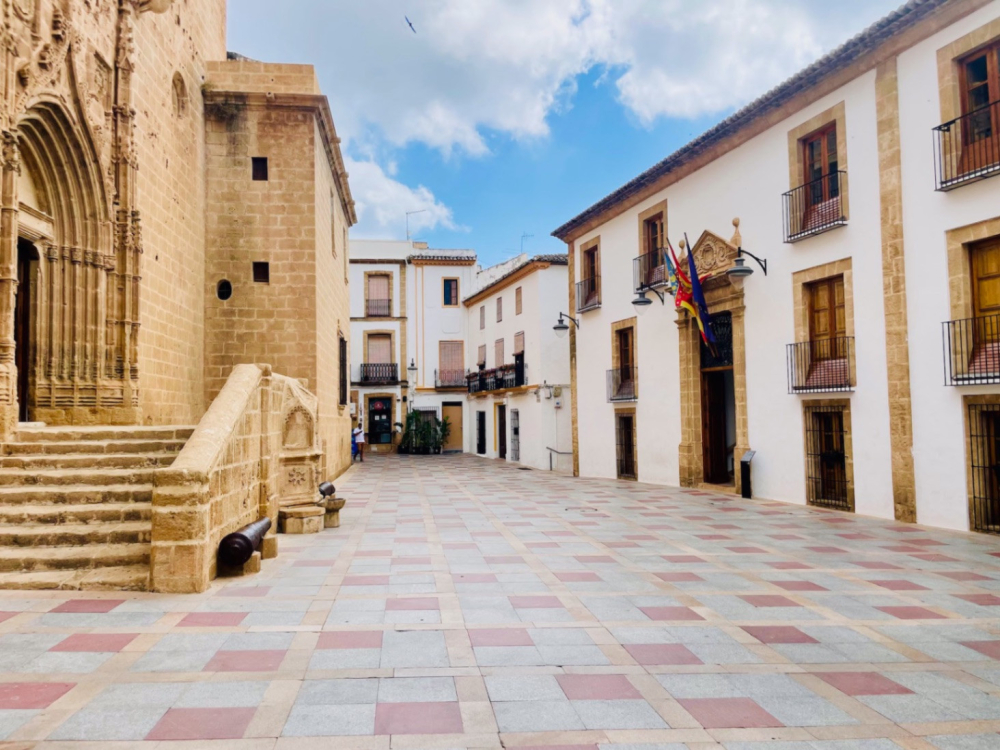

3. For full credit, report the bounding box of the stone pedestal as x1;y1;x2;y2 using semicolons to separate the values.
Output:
279;505;324;534
217;550;261;578
261;535;278;559
324;497;346;528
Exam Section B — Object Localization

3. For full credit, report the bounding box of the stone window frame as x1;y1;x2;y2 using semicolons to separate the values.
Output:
638;200;668;258
363;329;396;365
787;102;850;221
364;270;394;319
946;216;1000;322
791;257;856;386
579;235;601;282
801;398;855;512
937;17;1000;124
442;277;460;308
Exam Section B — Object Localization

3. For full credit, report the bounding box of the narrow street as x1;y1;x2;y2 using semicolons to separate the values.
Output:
0;455;999;749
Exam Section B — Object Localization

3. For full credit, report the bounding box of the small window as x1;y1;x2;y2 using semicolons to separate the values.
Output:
252;157;269;181
171;73;188;118
217;279;233;301
515;287;522;315
514;331;524;354
495;338;504;367
496;297;503;323
480;306;485;330
443;278;459;307
643;213;664;257
253;261;270;284
339;335;348;406
478;344;486;366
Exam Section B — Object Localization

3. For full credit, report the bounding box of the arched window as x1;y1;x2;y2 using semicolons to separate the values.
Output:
171;72;188;118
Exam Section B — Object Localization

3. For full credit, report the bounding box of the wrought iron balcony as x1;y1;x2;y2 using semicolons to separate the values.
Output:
366;298;391;317
435;368;467;388
607;367;638;402
576;276;601;312
943;314;1000;386
633;251;668;292
934;100;1000;191
359;363;399;385
787;337;855;393
783;170;847;243
467;362;527;394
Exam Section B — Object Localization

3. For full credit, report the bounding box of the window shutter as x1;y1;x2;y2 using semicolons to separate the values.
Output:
368;275;390;299
515;287;522;315
495;338;504;367
478;345;486;365
514;332;524;354
368;334;392;364
439;341;463;372
480;306;485;330
497;297;503;322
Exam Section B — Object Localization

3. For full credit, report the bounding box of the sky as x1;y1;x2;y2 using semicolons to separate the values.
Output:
228;0;904;268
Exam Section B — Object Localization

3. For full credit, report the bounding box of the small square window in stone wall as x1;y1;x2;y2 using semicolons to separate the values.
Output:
252;157;269;181
253;262;270;284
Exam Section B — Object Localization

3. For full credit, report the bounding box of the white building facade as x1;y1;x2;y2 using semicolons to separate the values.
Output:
554;0;1000;534
464;255;573;472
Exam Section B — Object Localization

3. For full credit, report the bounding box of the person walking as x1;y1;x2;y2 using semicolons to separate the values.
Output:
351;425;359;463
352;423;366;463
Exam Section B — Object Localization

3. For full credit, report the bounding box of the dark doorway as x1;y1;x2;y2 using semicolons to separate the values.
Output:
805;406;850;511
497;405;507;460
476;411;486;455
510;409;520;462
15;239;37;423
369;398;393;445
615;412;637;480
700;312;735;486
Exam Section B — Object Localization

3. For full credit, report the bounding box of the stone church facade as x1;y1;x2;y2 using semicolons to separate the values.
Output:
0;0;354;591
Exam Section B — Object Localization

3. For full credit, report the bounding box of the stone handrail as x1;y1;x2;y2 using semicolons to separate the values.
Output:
150;364;279;593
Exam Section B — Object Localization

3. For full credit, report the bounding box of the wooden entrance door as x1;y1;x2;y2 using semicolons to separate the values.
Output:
15;240;35;423
808;276;846;358
497;405;507;460
701;370;730;484
369;398;393;445
816;410;847;504
442;403;463;452
970;238;1000;375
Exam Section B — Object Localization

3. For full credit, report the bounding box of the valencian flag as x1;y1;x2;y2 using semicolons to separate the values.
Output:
664;235;717;355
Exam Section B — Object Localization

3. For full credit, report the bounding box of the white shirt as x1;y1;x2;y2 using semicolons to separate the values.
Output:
353;428;365;444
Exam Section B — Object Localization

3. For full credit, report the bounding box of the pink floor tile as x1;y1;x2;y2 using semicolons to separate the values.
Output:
727;547;767;554
962;641;1000;659
469;628;534;646
808;546;847;554
815;672;913;696
146;707;255;740
51;599;124;614
957;594;1000;606
624;644;702;665
768;562;811;570
509;596;563;609
51;633;138;652
342;575;391;585
870;580;928;591
877;606;946;620
698;534;731;541
0;613;17;624
626;535;657;541
575;555;615;563
853;561;903;570
606;541;639;548
394;557;432;565
356;550;392;557
485;556;523;564
679;698;783;729
454;574;498;583
386;597;440;611
741;595;799;608
374;701;463;735
557;674;641;699
655;572;703;582
911;554;958;563
318;631;383;649
742;626;818;644
0;682;75;709
203;650;287;672
556;572;601;582
640;606;704;621
939;571;992;582
527;542;559;549
179;612;248;627
662;555;703;563
217;587;270;598
772;581;826;591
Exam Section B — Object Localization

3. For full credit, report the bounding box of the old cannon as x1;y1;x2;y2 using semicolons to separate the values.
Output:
218;517;272;567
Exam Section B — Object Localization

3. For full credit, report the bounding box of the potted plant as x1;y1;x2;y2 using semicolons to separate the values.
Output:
434;417;451;454
417;417;434;454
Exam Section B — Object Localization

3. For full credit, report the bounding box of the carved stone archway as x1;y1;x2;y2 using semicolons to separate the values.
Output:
676;220;751;495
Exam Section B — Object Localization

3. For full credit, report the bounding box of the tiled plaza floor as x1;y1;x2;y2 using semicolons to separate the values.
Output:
1;456;1000;749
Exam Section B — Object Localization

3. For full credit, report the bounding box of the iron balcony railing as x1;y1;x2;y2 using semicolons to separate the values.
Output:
576;276;601;312
467;362;527;394
607;367;638;402
359;363;399;384
435;368;466;388
934;100;1000;191
783;170;847;243
633;251;668;292
366;298;391;317
943;314;1000;386
787;337;855;393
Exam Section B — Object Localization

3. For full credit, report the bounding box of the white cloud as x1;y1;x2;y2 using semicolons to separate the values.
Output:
345;158;458;239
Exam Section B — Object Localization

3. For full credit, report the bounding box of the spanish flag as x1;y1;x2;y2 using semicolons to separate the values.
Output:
682;235;717;354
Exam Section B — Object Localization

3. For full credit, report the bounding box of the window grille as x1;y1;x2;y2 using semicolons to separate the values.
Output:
804;404;851;512
615;412;637;480
968;403;1000;534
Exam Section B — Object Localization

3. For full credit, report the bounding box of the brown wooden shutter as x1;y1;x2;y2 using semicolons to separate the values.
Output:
478;344;486;365
497;297;503;322
480;306;485;329
514;332;524;354
495;338;504;367
516;287;522;315
439;341;463;372
368;334;391;364
368;274;389;300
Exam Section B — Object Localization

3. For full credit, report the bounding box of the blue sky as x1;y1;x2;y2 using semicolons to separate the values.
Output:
229;0;903;268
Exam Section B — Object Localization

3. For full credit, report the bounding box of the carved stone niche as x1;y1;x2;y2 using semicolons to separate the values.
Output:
275;377;323;516
682;219;743;292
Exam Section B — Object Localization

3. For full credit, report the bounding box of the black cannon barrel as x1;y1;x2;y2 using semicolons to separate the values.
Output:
319;481;335;498
218;517;272;567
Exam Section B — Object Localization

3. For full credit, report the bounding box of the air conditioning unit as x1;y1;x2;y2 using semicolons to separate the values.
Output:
349;403;357;416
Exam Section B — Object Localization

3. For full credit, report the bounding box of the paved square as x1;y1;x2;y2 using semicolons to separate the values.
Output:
1;453;1000;748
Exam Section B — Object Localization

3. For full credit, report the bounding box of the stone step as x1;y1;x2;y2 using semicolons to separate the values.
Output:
0;467;159;487
0;484;153;506
0;521;151;548
0;543;149;572
0;502;152;525
0;453;177;470
14;426;195;443
1;439;187;456
0;564;149;591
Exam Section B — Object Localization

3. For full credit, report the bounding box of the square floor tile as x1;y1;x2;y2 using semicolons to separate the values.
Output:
469;628;533;646
203;649;286;672
385;597;439;610
741;595;799;608
485;675;565;702
572;699;668;730
640;607;703;621
625;644;702;665
679;698;782;728
0;682;74;709
146;707;255;740
51;599;124;614
877;606;946;620
493;700;585;732
283;704;376;736
179;612;247;627
318;631;383;649
50;633;137;652
742;626;817;644
374;701;463;734
814;672;913;696
378;677;456;703
510;595;563;608
557;674;641;700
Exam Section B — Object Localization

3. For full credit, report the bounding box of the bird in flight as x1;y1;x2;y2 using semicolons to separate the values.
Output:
405;16;416;33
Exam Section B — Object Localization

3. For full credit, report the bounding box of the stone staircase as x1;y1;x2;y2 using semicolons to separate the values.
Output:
0;425;195;590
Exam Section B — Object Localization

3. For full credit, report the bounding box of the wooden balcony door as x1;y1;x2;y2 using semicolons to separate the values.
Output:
802;124;840;230
615;327;635;400
970;237;1000;375
806;276;847;387
960;44;1000;175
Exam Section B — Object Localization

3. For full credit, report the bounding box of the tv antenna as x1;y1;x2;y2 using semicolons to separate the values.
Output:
520;232;534;254
406;209;428;241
